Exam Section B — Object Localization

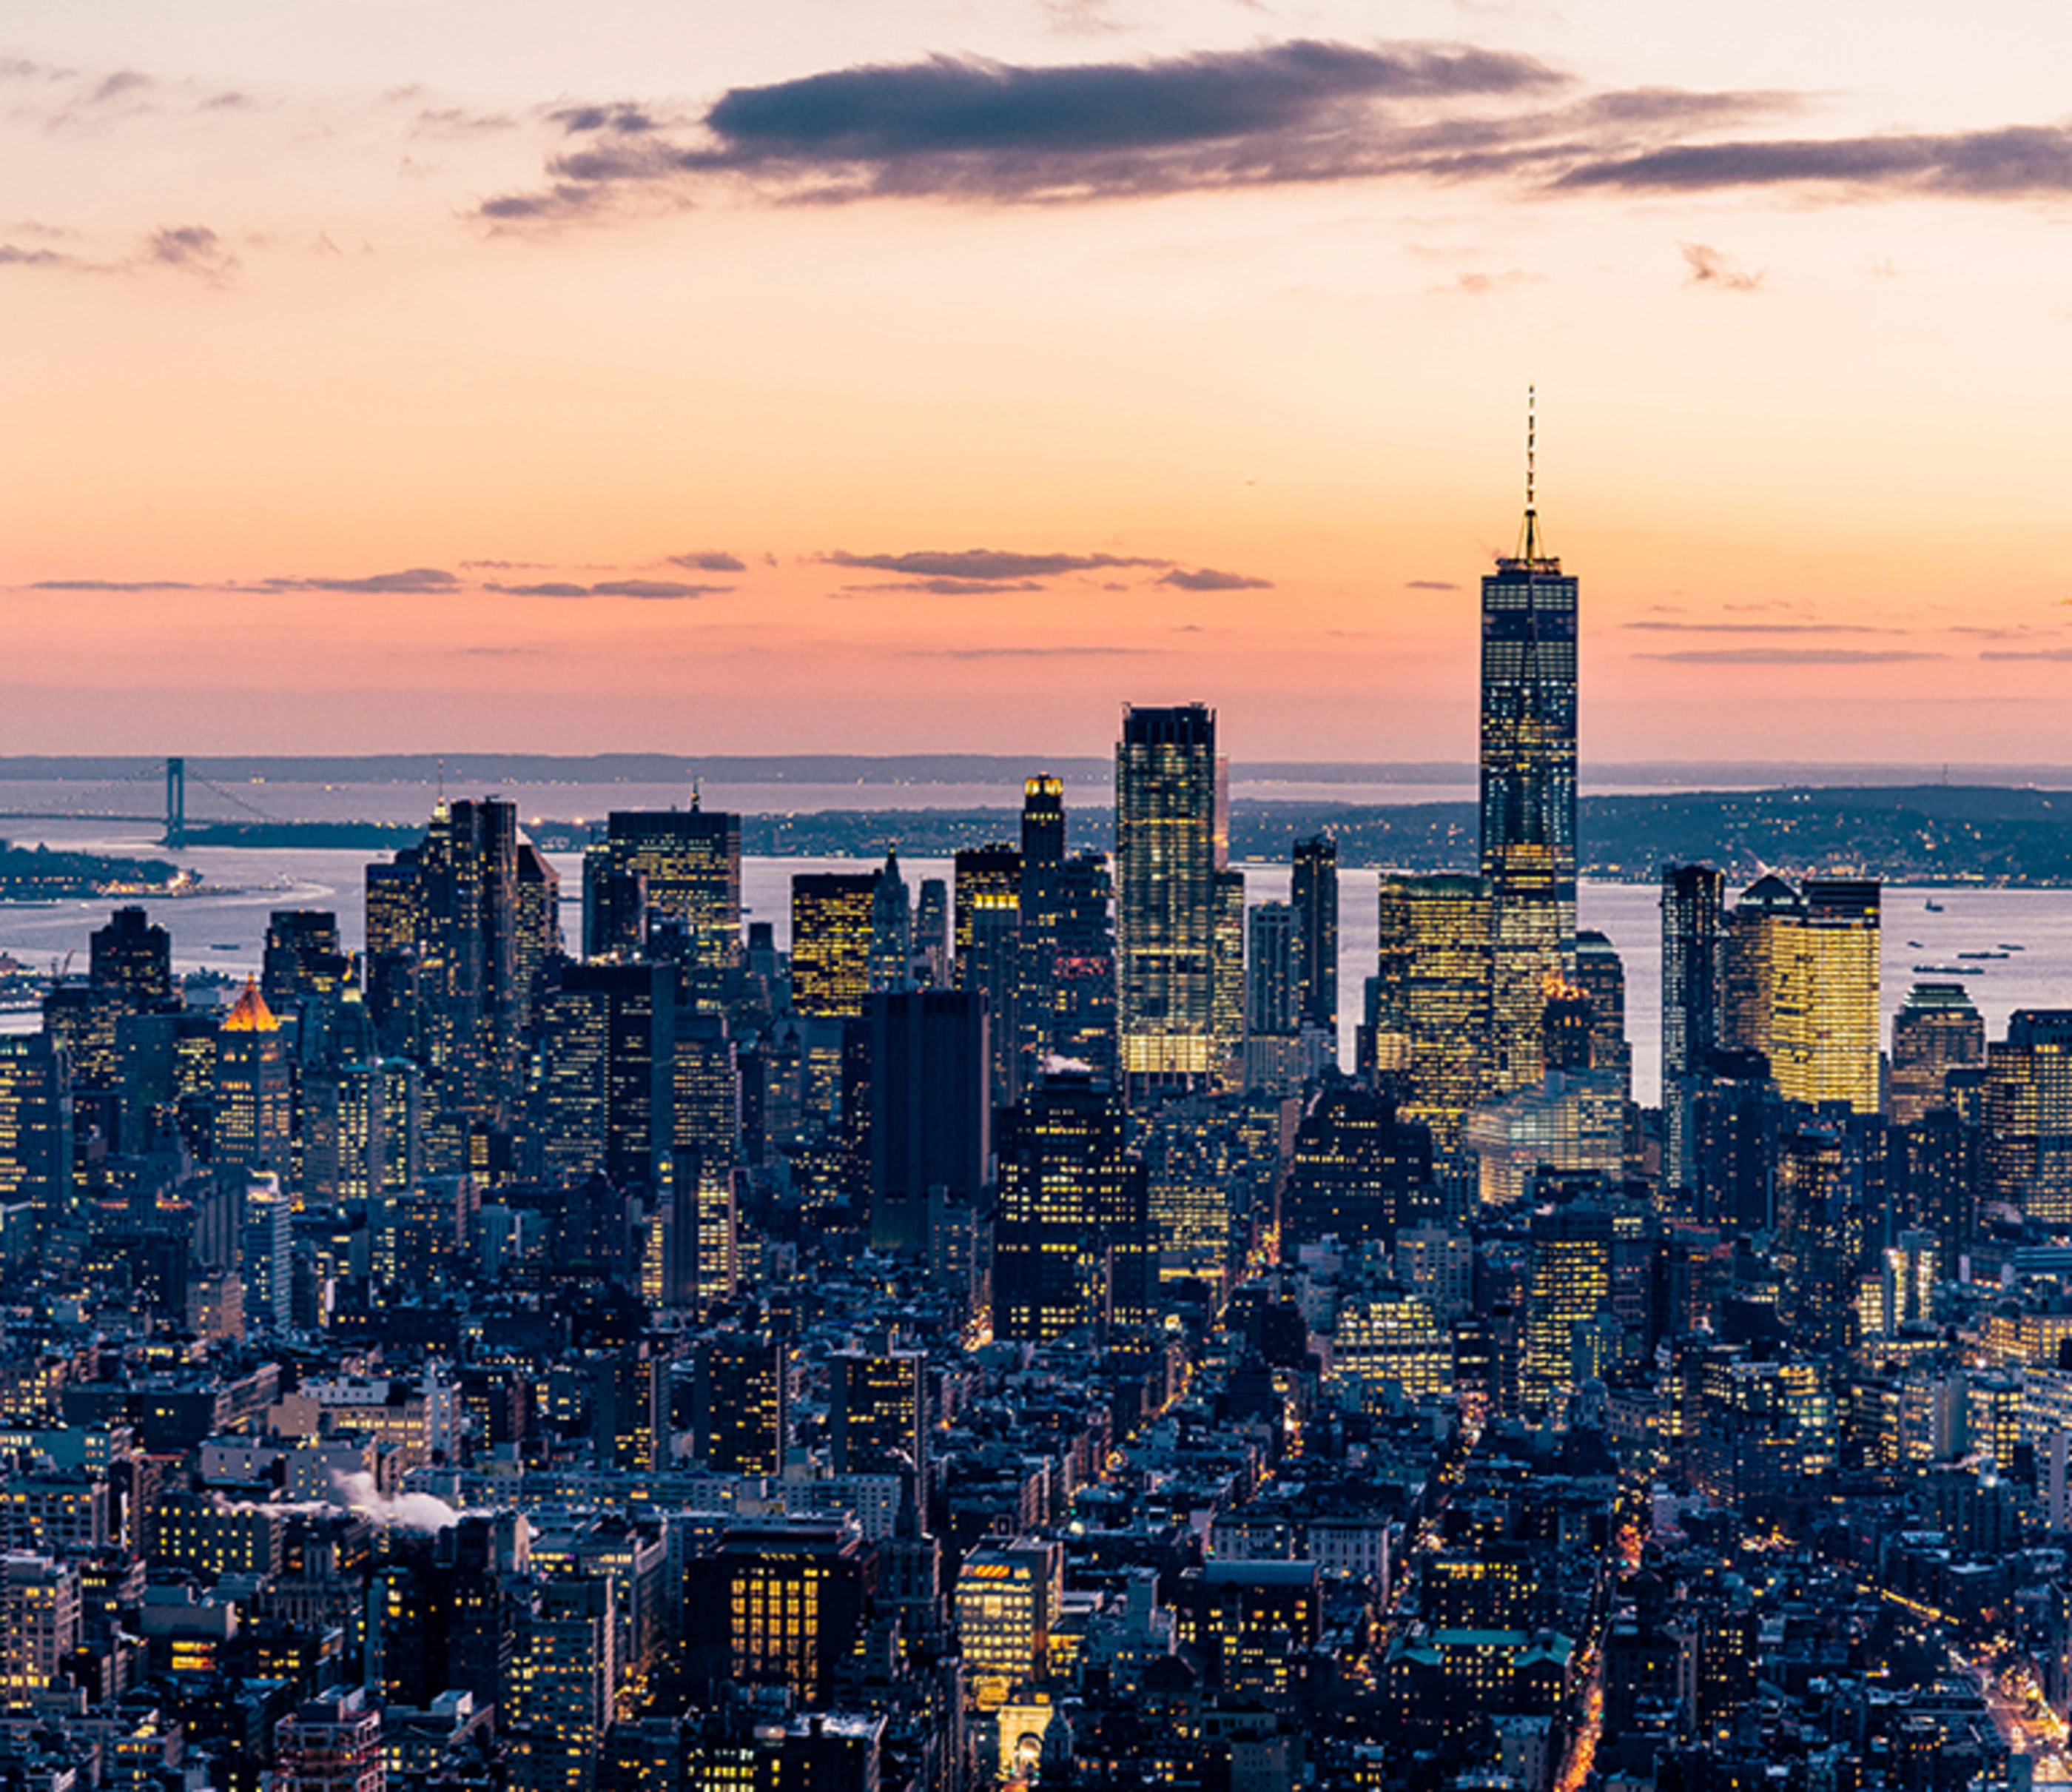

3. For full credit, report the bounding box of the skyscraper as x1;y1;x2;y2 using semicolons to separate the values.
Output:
1372;874;1493;1154
535;959;675;1194
1115;703;1218;1084
866;989;989;1257
600;804;741;1007
0;1036;73;1238
1890;982;1985;1127
790;872;878;1019
867;850;912;995
1291;836;1339;1045
1985;1010;2072;1226
1661;863;1726;1195
1479;415;1578;1096
992;1072;1151;1340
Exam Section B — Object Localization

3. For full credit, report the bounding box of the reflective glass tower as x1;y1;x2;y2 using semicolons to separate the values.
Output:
1479;398;1578;1095
1116;703;1218;1081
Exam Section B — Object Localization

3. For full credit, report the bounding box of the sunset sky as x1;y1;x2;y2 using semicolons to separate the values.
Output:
6;0;2072;767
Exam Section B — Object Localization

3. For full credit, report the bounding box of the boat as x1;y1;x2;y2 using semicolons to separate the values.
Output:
1924;899;1944;911
1957;950;2009;961
1914;964;1980;976
209;943;241;953
1999;944;2026;952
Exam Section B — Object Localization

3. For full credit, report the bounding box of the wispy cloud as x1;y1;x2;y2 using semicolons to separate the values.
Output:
1980;647;2072;662
1637;647;1943;665
912;644;1151;658
1159;566;1273;591
1407;578;1461;591
827;547;1169;583
480;39;1591;218
1559;124;2072;198
668;549;747;572
148;224;236;280
29;578;201;591
1624;620;1891;635
265;567;460;594
1681;241;1764;291
490;577;728;600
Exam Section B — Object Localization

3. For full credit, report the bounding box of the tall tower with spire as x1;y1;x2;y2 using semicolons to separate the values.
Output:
1479;389;1579;1095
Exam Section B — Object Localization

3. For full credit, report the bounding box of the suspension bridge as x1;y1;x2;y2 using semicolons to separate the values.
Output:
0;759;279;848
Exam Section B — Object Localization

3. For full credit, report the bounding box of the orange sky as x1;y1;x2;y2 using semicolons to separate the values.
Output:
4;1;2071;764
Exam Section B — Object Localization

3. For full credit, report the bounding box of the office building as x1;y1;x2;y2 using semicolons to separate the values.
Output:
1291;835;1339;1043
1721;876;1880;1115
1519;1200;1613;1420
1282;1085;1433;1248
1891;982;1985;1127
91;906;174;1008
867;990;989;1256
867;850;912;994
791;871;878;1019
1572;930;1631;1101
1246;901;1297;1038
1662;864;1726;1194
1372;874;1493;1154
1479;460;1578;1095
536;959;674;1194
687;1521;875;1706
599;804;741;1005
1985;1011;2072;1226
692;1332;789;1475
953;842;1023;1108
0;1035;73;1237
1115;704;1219;1082
830;1347;928;1484
992;1073;1151;1341
215;978;294;1185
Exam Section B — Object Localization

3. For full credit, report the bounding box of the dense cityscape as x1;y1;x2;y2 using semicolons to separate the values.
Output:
2;489;2070;1792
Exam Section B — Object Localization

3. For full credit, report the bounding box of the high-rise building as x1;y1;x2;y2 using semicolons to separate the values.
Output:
692;1331;789;1474
1722;875;1880;1115
1021;774;1066;868
1890;982;1985;1127
599;805;741;1005
867;850;912;995
1661;864;1726;1194
1291;836;1339;1043
1246;903;1298;1039
830;1346;927;1483
91;906;174;1008
1372;875;1493;1154
992;1073;1151;1340
1479;444;1578;1096
953;842;1023;1107
365;798;525;1166
866;990;989;1256
215;979;294;1186
536;960;674;1193
1774;1114;1870;1353
1211;868;1247;1083
1985;1010;2072;1226
514;842;564;1027
668;1013;740;1312
1520;1199;1612;1420
686;1521;875;1707
790;872;878;1019
0;1035;73;1237
1282;1085;1433;1249
913;878;950;988
1116;704;1218;1083
1573;930;1631;1101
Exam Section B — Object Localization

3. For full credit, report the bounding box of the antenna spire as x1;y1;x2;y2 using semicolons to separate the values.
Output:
1516;384;1546;565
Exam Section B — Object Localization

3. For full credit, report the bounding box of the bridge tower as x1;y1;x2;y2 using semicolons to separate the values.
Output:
164;757;186;849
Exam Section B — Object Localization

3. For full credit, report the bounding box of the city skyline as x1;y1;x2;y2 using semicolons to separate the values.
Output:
5;1;2072;762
